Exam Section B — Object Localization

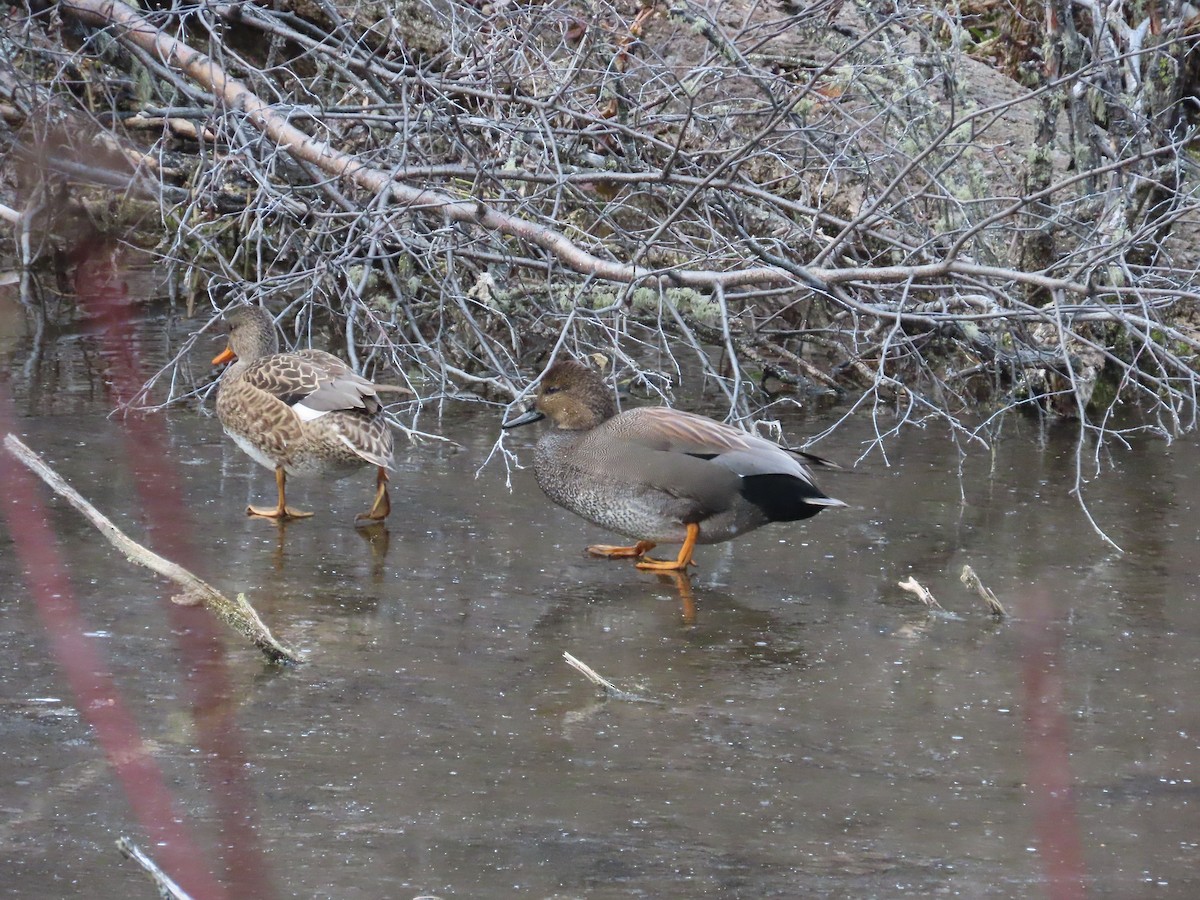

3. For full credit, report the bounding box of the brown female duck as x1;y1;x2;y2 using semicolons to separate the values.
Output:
212;306;394;521
503;358;845;571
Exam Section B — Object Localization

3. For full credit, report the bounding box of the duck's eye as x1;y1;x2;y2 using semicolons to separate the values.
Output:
542;385;560;395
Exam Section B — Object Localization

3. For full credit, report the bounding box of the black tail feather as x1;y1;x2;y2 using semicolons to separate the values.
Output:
740;473;831;522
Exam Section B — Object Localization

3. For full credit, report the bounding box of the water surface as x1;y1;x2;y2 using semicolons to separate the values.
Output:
1;291;1197;899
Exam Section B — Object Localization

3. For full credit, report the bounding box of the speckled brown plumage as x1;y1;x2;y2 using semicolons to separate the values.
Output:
212;306;394;521
503;358;845;570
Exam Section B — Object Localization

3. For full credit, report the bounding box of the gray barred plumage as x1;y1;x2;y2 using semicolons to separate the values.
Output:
505;358;845;571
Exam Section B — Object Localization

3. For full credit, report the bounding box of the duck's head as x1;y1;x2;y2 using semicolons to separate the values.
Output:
503;358;618;431
212;306;279;367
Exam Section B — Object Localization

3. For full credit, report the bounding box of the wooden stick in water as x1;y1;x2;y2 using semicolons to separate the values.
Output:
563;652;645;702
4;433;301;665
960;564;1007;618
116;837;194;900
897;575;944;610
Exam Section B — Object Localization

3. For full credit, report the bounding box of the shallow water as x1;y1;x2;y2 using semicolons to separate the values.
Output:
1;285;1198;899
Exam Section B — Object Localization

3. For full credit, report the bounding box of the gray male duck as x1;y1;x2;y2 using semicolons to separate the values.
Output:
503;358;846;571
212;305;395;521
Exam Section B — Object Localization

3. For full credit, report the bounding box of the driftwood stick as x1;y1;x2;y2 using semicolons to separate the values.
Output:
4;433;301;665
562;651;647;702
897;575;944;610
563;651;621;693
960;564;1008;618
116;837;194;900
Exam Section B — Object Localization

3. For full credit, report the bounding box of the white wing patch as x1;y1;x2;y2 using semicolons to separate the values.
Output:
292;401;330;422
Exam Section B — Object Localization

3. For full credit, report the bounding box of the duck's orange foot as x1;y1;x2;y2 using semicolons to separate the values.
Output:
587;540;656;559
635;556;695;572
356;472;391;522
633;523;699;572
247;504;314;520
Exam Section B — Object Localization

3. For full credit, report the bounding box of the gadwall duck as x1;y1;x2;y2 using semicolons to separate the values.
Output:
503;358;846;571
212;306;395;521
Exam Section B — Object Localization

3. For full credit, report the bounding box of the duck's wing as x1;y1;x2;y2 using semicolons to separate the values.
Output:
241;350;382;419
608;406;847;517
607;407;827;479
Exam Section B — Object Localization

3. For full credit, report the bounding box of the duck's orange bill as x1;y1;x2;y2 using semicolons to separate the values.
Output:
212;346;236;365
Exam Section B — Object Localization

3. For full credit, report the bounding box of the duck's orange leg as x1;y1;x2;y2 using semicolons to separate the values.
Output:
587;540;657;559
635;522;699;572
248;467;314;520
356;467;391;522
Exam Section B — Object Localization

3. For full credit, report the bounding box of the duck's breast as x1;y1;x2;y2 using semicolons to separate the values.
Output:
225;427;283;472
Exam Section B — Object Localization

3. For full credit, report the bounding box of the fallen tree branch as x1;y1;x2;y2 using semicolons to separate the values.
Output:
58;0;1145;302
4;433;301;665
55;0;790;290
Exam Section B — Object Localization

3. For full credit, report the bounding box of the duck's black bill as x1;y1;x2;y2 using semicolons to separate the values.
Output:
502;408;545;429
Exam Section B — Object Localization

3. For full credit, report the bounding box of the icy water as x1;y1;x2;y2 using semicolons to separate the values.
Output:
1;285;1199;899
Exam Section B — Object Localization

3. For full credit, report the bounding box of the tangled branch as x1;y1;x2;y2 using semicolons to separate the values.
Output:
1;0;1198;539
